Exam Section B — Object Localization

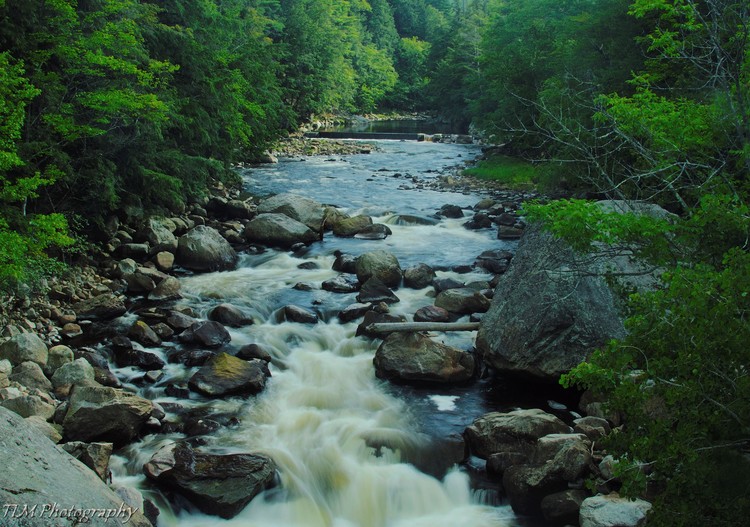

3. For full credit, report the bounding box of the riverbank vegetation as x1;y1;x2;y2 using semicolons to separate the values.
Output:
1;1;749;523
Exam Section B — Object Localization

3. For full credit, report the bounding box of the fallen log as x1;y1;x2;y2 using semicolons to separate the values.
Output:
365;321;480;334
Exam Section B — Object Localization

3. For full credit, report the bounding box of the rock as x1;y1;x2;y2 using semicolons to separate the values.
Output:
61;441;113;481
141;216;178;254
434;288;491;315
332;251;357;273
433;277;464;293
25;415;63;443
168;349;216;367
0;333;48;367
143;441;276;519
357;277;400;304
112;338;166;371
332;214;373;237
475;249;513;274
579;493;652;527
498;225;524;239
10;361;53;393
148;276;182;302
438;204;465;218
208;303;254;328
464;213;493;230
188;353;269;397
574;416;612;441
51;358;96;389
355;250;402;287
235;344;272;363
354;223;392;240
477;223;629;381
177;225;238;272
244;213;319;247
128;320;162;347
0;407;152;527
541;489;589;525
123;271;157;293
283;305;319;324
63;384;154;445
154;251;175;272
207;197;257;219
322;275;360;293
73;293;127;321
338;303;373;323
356;311;405;339
178;320;231;348
413;305;452;323
373;332;475;384
257;193;326;233
465;409;571;459
403;263;437;289
117;242;150;259
166;310;197;332
0;359;11;375
61;322;83;338
2;394;56;420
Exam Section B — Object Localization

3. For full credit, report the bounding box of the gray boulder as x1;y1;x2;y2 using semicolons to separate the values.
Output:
51;358;96;390
477;222;627;381
10;361;52;393
147;276;182;302
373;332;475;384
354;223;391;240
0;407;152;527
73;293;127;321
143;441;276;519
435;288;491;315
208;303;254;327
257;193;326;233
188;353;269;397
332;214;372;237
244;213;319;247
177;225;238;272
579;493;652;527
2;394;56;420
178;320;231;348
0;333;48;367
63;384;154;445
403;263;436;289
47;345;74;373
61;441;113;481
357;277;400;304
355;250;402;287
141;216;178;255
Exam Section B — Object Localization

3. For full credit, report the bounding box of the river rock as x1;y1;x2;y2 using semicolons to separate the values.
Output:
354;223;392;240
73;293;127;321
208;303;254;327
322;275;360;293
235;344;273;363
356;311;405;339
148;276;182;302
475;249;513;274
25;414;63;443
123;270;157;293
357;277;400;304
332;251;358;273
61;441;113;481
541;489;589;525
338;302;373;323
355;250;402;287
332;214;372;237
188;353;269;397
283;305;319;324
465;409;571;460
178;320;231;348
434;288;490;314
257;192;326;233
63;384;154;445
433;277;464;293
177;225;238;272
413;305;452;323
51;358;96;390
208;197;257;219
373;332;475;384
438;204;465;218
111;337;166;371
1;394;56;420
10;361;53;393
154;251;175;272
244;213;319;247
477;222;628;381
128;320;162;347
0;333;48;367
166;310;197;332
579;493;652;527
141;216;178;255
403;263;436;289
0;407;152;527
143;441;276;519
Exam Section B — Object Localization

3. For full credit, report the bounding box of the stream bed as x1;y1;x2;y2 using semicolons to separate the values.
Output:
110;140;561;527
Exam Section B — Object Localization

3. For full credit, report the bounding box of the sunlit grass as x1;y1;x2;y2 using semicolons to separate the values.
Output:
462;155;539;190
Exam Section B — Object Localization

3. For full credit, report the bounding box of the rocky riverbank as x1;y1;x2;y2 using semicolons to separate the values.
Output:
0;145;650;527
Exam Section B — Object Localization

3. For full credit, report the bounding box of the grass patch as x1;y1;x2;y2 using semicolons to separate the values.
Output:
463;155;540;190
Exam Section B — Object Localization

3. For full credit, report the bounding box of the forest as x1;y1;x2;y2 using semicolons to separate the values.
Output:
1;1;748;525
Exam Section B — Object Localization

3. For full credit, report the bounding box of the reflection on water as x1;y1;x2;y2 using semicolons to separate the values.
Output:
113;140;531;526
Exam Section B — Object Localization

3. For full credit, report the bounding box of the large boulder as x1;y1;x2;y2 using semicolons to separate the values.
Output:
434;288;491;315
403;263;436;289
243;213;319;247
178;320;231;348
332;214;373;237
72;293;127;321
141;216;178;255
0;407;152;527
579;493;652;527
373;332;475;384
477;222;627;381
257;193;326;233
208;303;254;327
63;384;154;445
0;333;48;367
177;225;238;272
355;250;402;287
188;353;269;397
143;441;276;519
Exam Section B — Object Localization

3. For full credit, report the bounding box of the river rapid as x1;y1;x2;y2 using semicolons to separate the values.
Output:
110;140;544;527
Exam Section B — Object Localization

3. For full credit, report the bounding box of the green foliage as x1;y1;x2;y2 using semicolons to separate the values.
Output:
463;155;540;190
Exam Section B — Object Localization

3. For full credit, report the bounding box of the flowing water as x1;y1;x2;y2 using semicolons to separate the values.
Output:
110;140;551;527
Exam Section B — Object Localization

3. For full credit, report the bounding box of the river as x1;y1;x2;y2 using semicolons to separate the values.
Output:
110;139;552;527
